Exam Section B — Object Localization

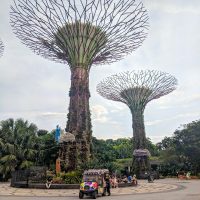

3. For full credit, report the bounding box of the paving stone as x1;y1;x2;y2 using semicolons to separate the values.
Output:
0;180;184;197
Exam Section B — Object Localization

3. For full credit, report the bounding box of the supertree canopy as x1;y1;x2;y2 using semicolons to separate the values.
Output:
10;0;148;66
10;0;148;170
0;39;4;57
97;70;178;175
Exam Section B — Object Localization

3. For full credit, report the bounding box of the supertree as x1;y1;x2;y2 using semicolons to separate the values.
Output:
97;70;177;176
0;39;4;57
10;0;148;170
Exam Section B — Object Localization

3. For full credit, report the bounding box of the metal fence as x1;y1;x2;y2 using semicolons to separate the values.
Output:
11;166;47;187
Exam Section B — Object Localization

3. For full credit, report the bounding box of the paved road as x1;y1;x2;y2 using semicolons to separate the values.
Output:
0;179;200;200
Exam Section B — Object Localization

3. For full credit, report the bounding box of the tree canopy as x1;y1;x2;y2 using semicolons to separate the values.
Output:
0;118;58;181
157;120;200;175
1;117;200;181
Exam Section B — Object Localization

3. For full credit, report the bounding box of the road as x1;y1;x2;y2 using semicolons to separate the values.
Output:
0;179;200;200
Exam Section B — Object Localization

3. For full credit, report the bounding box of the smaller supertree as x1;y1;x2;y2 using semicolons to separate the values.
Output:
97;70;178;176
0;39;4;57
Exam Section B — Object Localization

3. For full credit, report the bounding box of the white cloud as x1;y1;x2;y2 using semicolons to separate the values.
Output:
144;0;200;14
146;119;163;126
39;112;66;118
91;105;109;123
155;91;200;110
146;112;200;127
149;135;166;144
1;0;200;143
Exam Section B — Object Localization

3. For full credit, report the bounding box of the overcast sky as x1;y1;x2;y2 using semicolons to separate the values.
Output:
0;0;200;143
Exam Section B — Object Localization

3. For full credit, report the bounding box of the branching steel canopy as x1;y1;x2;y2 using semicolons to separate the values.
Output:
10;0;149;68
97;70;178;110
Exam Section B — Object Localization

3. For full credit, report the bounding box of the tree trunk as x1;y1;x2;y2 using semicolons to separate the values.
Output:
131;109;150;177
65;67;92;169
131;109;146;149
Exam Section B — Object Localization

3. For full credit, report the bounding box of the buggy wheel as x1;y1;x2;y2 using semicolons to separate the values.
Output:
79;191;84;199
92;191;97;199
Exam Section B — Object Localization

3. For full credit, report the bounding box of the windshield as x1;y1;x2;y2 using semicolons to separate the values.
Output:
83;175;98;182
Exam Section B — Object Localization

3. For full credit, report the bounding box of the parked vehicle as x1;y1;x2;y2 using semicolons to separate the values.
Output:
79;169;109;199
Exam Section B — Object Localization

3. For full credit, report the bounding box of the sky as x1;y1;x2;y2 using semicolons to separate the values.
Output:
0;0;200;143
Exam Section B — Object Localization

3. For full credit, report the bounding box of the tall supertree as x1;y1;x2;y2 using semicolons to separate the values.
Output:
0;39;4;57
10;0;148;170
97;70;177;176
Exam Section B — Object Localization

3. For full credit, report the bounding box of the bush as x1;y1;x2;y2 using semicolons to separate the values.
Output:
52;176;64;184
61;171;82;184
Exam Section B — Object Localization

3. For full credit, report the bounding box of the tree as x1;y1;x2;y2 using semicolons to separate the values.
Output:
158;120;200;175
88;137;159;174
37;129;48;137
0;118;61;180
0;118;38;180
112;138;133;159
10;0;149;170
157;137;174;151
92;137;116;163
173;121;200;174
36;130;59;168
97;70;177;176
146;138;159;157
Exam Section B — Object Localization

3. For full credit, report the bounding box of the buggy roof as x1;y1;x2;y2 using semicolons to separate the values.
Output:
83;169;109;175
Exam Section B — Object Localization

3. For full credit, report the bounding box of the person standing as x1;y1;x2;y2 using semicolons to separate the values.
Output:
104;173;111;196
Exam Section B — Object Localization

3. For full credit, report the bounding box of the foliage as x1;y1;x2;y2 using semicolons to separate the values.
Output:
61;171;82;184
37;129;48;137
113;158;132;175
0;118;160;181
146;138;160;156
90;137;159;174
0;118;58;181
47;171;82;184
0;118;38;180
36;130;59;167
157;120;200;176
92;136;158;161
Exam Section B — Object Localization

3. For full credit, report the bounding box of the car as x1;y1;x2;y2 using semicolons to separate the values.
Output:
79;169;110;199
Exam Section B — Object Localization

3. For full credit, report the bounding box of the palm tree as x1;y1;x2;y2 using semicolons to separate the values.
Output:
36;130;59;168
0;118;38;180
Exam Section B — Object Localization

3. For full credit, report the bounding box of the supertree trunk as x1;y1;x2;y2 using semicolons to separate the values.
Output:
132;155;150;178
97;70;177;177
131;108;150;177
66;67;92;164
131;109;146;149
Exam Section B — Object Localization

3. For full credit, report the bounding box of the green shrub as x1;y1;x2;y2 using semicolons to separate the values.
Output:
52;176;64;184
61;171;82;184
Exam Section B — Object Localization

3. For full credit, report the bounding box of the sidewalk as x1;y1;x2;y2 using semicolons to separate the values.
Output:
0;179;184;197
